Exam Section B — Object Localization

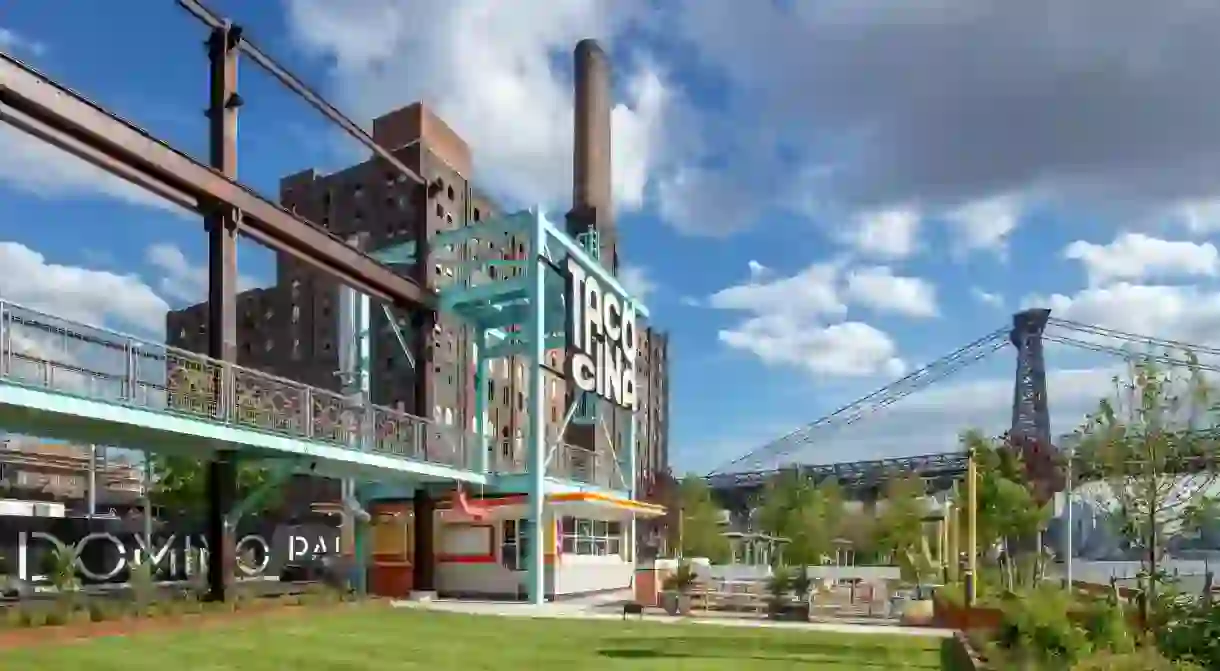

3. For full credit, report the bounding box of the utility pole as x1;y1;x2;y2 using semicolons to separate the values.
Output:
965;446;978;607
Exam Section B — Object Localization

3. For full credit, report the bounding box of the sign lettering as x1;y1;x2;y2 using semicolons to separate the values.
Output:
5;524;336;585
564;258;638;411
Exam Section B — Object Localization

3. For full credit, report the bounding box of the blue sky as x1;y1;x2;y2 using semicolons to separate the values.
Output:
4;1;1220;475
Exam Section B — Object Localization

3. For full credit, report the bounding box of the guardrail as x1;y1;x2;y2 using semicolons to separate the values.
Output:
0;300;477;471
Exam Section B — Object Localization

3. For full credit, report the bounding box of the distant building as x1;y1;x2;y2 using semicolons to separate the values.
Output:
163;102;671;503
0;438;144;510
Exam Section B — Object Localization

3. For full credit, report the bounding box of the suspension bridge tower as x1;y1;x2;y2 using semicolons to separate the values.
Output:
1008;308;1058;502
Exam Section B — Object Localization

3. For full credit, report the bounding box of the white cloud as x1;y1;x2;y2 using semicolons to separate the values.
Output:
0;27;45;57
145;243;264;306
747;260;770;281
1029;282;1220;347
843;266;938;318
0;241;168;333
0;27;186;215
943;194;1022;256
842;207;921;260
719;316;906;378
1063;233;1218;286
707;262;844;318
0;241;268;339
655;166;757;237
706;261;907;378
284;0;672;216
972;287;1004;309
616;263;657;303
1172;199;1220;235
0;128;188;215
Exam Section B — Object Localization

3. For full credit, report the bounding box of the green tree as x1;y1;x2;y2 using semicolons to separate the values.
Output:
958;429;1050;590
874;473;930;579
756;472;844;567
674;475;730;562
149;454;279;520
1072;355;1220;605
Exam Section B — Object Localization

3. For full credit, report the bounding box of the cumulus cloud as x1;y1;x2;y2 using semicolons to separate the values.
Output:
283;0;675;216
0;241;168;333
617;263;657;303
656;1;1220;248
972;288;1005;309
704;261;942;378
841;207;921;260
0;128;188;215
844;266;939;319
1063;233;1218;286
145;243;264;306
0;241;267;338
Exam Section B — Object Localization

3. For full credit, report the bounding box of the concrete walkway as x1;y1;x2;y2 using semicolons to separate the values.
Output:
389;598;955;638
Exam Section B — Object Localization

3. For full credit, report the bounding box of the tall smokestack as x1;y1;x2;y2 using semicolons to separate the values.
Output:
570;38;616;271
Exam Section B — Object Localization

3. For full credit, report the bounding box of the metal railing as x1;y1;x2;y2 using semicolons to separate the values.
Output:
0;300;478;471
491;438;628;490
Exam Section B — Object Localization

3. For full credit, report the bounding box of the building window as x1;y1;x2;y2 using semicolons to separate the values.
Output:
500;518;534;571
560;517;622;556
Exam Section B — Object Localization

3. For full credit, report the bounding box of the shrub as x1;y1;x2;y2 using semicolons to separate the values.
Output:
996;585;1092;667
1070;648;1203;671
15;606;46;628
661;562;698;593
1081;599;1136;655
88;599;119;622
1155;597;1220;668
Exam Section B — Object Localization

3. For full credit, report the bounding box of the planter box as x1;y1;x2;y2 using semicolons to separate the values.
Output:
932;593;1144;631
767;599;810;622
932;594;1004;630
659;591;692;616
900;599;935;626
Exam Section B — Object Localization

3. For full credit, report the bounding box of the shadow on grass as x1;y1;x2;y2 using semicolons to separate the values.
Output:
597;635;944;668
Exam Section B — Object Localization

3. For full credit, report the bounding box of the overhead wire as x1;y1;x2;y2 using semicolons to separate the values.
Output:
708;326;1011;475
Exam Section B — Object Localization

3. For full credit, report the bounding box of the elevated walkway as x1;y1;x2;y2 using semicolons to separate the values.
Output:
0;300;487;484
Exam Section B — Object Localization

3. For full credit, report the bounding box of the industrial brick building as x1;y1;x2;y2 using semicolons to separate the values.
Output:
165;101;670;507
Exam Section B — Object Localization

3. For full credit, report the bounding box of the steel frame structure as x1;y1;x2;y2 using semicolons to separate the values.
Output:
0;54;432;312
707;452;969;493
0;1;439;601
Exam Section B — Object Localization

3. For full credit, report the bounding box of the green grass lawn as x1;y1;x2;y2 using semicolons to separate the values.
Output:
0;607;952;670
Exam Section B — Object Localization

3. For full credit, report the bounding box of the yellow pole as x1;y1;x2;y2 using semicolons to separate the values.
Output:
965;447;978;607
948;484;959;582
940;514;949;583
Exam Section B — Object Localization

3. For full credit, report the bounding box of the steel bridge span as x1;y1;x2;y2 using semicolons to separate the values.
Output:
707;308;1220;507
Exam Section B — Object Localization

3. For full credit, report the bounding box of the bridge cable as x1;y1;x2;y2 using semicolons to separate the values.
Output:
708;326;1010;475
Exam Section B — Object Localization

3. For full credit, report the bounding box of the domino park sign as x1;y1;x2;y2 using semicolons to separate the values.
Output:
564;257;638;412
0;516;340;586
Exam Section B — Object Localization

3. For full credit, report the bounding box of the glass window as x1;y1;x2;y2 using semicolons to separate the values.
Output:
501;520;519;571
558;516;626;557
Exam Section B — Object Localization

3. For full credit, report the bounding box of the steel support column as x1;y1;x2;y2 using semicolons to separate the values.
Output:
413;490;435;592
525;211;548;605
474;331;489;473
204;21;241;603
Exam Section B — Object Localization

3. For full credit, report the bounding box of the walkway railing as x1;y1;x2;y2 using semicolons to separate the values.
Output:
492;439;628;491
0;300;478;472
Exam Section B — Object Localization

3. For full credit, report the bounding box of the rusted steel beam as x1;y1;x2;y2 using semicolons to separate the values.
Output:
177;0;426;187
0;53;436;312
